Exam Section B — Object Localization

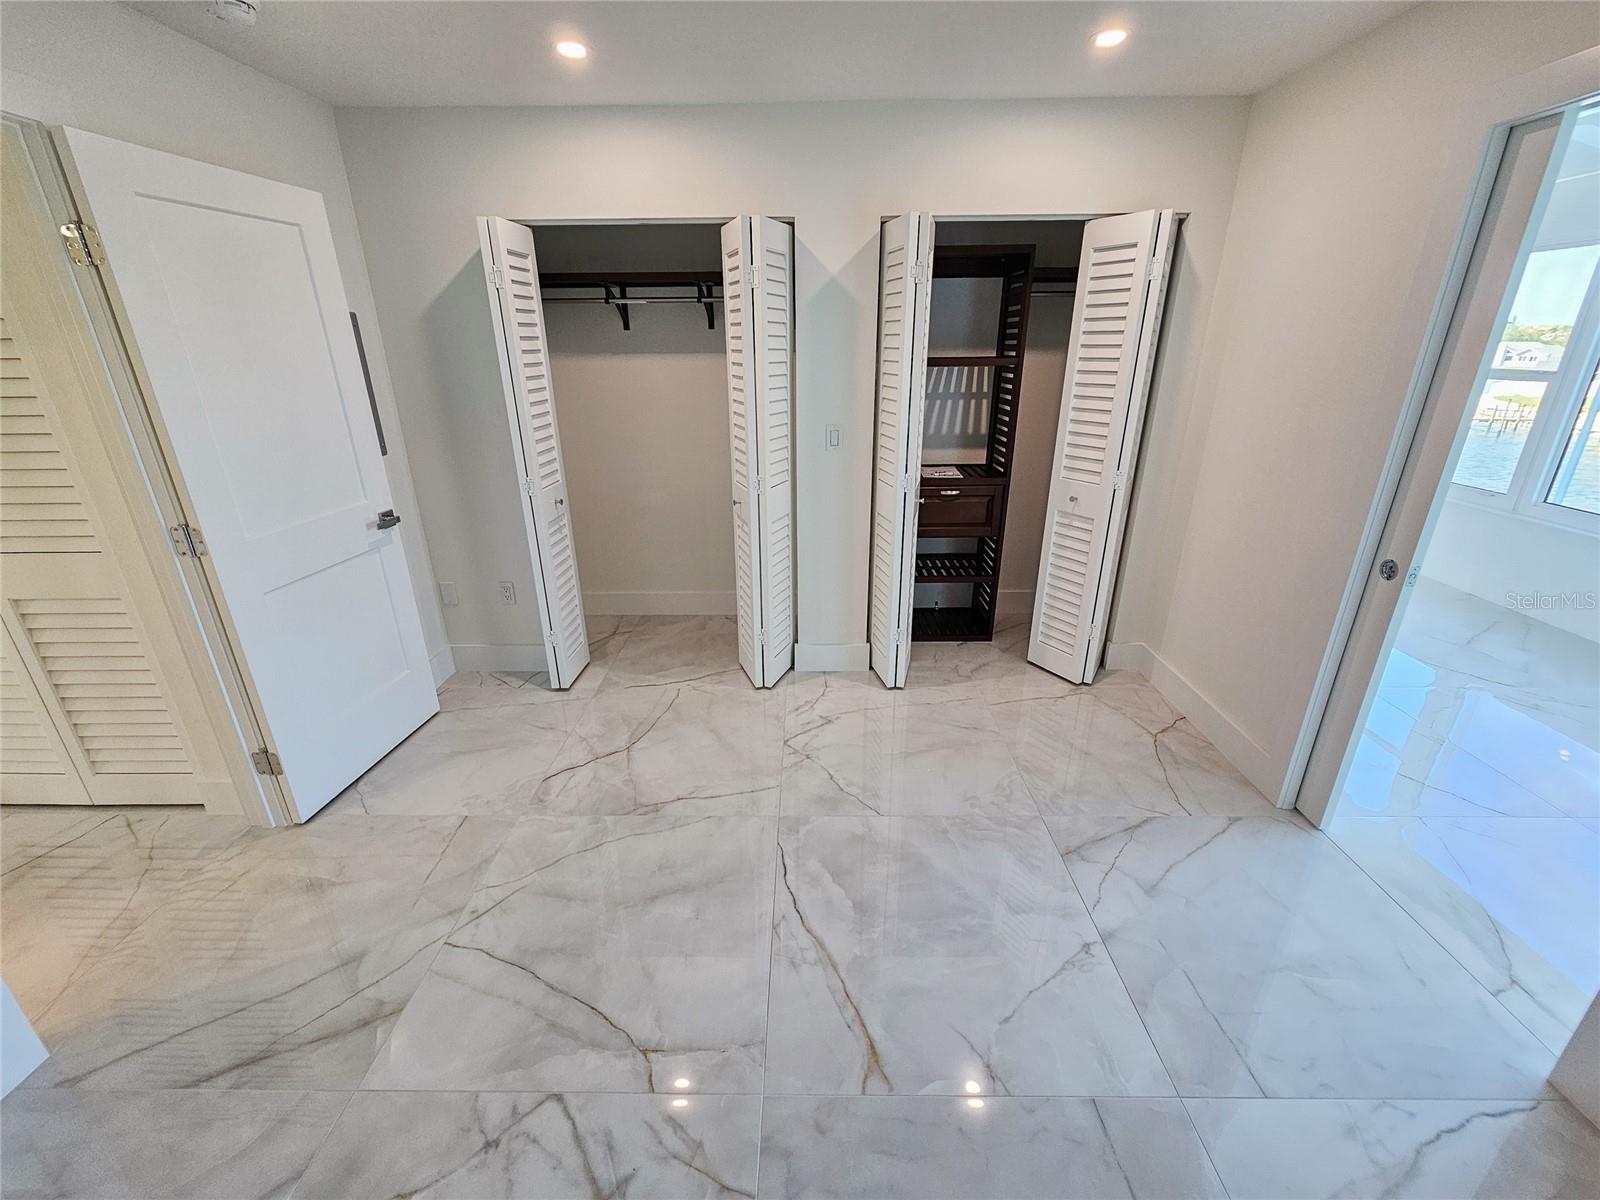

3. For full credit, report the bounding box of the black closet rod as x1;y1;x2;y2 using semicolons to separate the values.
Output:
537;273;723;331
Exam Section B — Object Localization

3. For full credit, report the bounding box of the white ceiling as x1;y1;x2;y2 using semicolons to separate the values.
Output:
129;1;1414;108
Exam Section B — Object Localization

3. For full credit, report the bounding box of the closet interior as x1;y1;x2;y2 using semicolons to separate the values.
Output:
914;222;1086;641
533;223;736;628
475;215;796;690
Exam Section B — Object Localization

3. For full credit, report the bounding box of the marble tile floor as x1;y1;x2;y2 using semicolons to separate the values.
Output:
1327;579;1600;1057
2;613;1596;1198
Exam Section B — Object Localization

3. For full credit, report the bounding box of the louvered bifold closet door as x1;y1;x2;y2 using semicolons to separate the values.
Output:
720;217;765;686
1028;210;1176;684
0;622;88;803
478;217;590;688
868;213;933;688
751;218;796;684
0;212;230;807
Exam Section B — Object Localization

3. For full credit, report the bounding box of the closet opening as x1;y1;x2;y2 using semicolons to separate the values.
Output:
476;216;796;690
868;210;1178;689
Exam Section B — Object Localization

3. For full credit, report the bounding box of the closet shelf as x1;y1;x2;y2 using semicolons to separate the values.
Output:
912;605;991;641
914;552;995;583
538;272;723;331
927;354;1020;368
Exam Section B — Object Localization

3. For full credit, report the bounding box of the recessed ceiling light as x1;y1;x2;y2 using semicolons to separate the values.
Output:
1092;28;1129;49
555;40;589;60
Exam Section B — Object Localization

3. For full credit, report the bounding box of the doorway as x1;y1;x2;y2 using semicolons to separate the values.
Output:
867;210;1177;689
1310;98;1599;1058
476;215;796;690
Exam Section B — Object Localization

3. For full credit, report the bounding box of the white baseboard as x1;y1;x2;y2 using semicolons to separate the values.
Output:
584;591;734;616
448;642;549;674
795;641;871;672
1103;640;1154;674
1102;640;1282;803
428;644;457;689
997;588;1036;614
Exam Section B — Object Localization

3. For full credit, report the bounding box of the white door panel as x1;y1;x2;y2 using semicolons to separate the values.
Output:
477;217;590;688
721;216;764;685
59;127;437;820
721;215;797;688
868;212;934;688
753;217;796;685
1029;209;1176;684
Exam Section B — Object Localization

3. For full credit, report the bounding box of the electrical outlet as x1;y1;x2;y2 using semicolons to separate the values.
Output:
438;581;460;608
497;580;517;606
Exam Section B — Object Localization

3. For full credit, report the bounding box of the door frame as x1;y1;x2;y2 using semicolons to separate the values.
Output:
7;114;285;825
486;215;798;665
1287;48;1600;822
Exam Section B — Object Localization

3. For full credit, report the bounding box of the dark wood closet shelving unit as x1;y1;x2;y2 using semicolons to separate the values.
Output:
913;244;1035;642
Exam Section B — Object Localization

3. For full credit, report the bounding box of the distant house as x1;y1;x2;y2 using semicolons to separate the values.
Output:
1496;340;1565;370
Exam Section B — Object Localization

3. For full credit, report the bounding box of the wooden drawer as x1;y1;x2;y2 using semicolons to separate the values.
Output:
917;480;1005;537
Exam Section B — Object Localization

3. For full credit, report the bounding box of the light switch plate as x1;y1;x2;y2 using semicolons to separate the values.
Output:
825;423;841;451
439;581;460;607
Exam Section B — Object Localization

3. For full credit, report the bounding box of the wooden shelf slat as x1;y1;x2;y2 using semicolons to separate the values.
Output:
915;553;995;583
926;354;1020;368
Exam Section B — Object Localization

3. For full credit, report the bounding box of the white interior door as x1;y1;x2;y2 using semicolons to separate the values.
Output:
477;217;590;688
720;216;796;688
59;127;438;821
868;213;934;687
1029;209;1176;684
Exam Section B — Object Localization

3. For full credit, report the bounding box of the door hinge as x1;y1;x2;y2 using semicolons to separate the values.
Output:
489;266;505;289
59;221;106;267
757;628;767;646
521;475;537;497
1112;469;1127;491
911;260;930;284
251;747;283;776
168;523;207;558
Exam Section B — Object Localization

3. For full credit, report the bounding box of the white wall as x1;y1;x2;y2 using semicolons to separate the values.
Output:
334;98;1251;664
1424;494;1600;642
1553;990;1600;1127
1152;3;1600;793
544;303;733;615
0;1;450;679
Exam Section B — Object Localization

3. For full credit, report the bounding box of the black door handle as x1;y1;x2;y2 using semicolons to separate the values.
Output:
376;509;401;530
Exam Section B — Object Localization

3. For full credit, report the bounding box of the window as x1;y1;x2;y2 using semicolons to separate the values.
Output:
1450;101;1600;529
1547;364;1600;513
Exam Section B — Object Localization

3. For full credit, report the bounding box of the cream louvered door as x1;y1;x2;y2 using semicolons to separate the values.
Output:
0;623;87;804
0;126;240;809
868;213;934;688
1029;210;1176;683
720;216;796;688
721;217;764;686
478;217;590;688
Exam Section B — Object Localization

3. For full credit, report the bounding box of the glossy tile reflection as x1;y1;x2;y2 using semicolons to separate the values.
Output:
4;609;1596;1196
364;813;775;1093
294;1091;760;1199
766;813;1171;1096
1334;578;1600;1055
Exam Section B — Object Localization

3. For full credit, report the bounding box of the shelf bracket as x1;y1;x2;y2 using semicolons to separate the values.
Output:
604;282;631;331
697;281;716;331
